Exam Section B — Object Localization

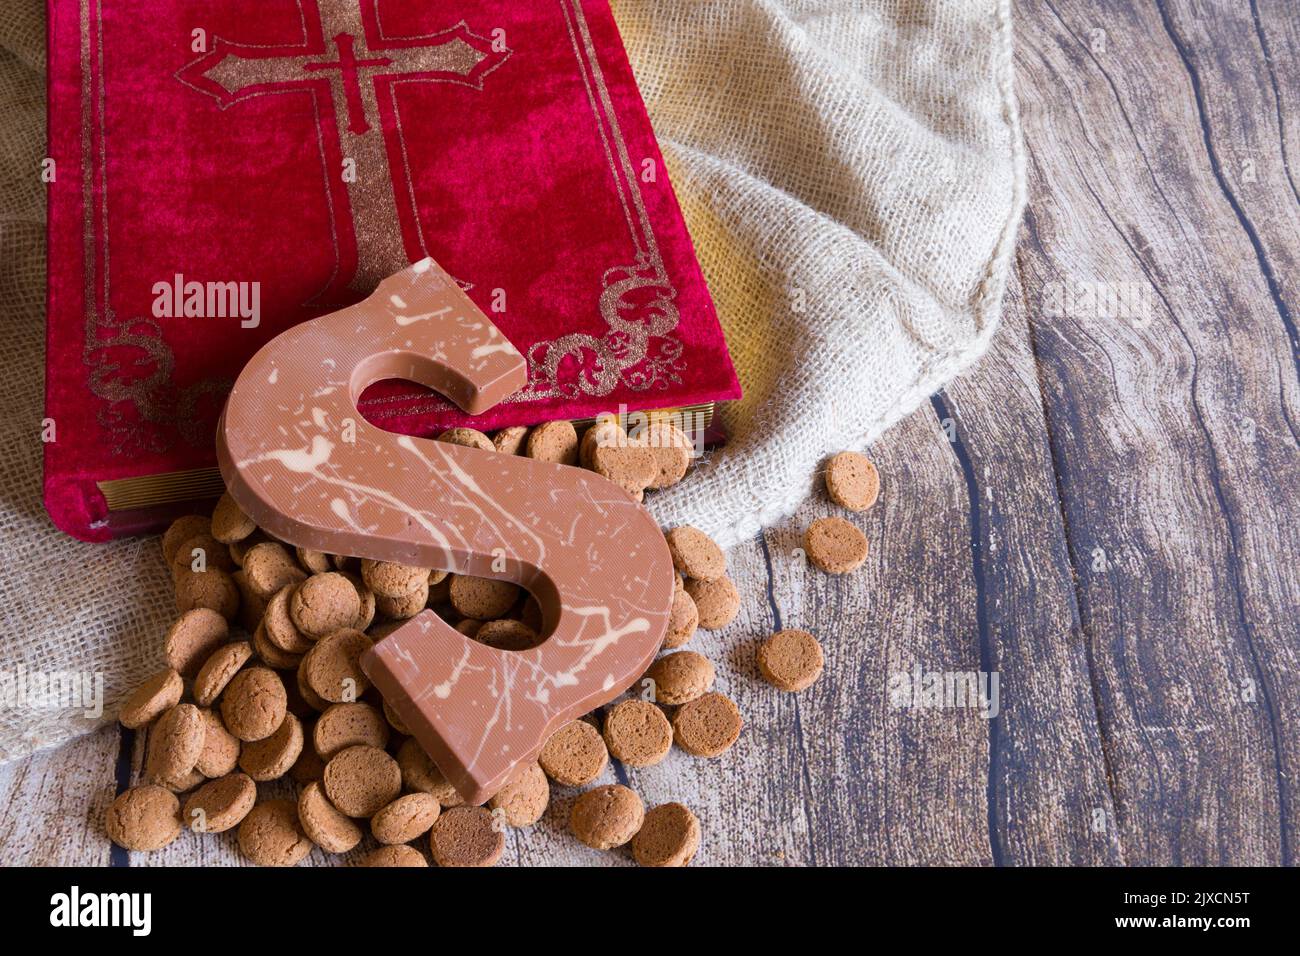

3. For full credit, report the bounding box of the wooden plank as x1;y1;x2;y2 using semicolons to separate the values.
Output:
0;727;121;866
939;269;1123;864
1013;0;1300;864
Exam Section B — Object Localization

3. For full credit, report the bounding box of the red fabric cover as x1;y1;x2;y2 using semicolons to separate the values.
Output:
45;0;740;540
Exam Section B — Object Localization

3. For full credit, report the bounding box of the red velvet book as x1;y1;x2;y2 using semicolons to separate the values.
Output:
44;0;740;541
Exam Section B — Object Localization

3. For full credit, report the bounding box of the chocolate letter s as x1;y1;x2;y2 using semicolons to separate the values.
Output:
217;258;674;804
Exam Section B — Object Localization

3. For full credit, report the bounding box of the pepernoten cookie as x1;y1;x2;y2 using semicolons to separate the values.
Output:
397;738;464;808
538;719;608;787
194;707;240;777
313;702;389;759
359;845;428;867
238;713;304;781
163;608;229;678
298;780;362;853
290;572;361;639
211;491;256;544
301;629;373;703
360;559;429;599
105;785;182;851
119;669;183;729
665;526;726;581
486;761;549;827
645;651;715;705
144;703;205;788
804;517;868;574
631;802;701;867
323;745;401;817
672;692;743;758
683;576;740;630
662;590;699;649
824;451;880;512
183;773;256;833
238;798;314;866
757;629;824;692
371;792;441;845
192;641;252;706
525;420;578;465
428;806;505;867
602;700;672;767
570;784;644;851
220;667;287;742
449;575;519;620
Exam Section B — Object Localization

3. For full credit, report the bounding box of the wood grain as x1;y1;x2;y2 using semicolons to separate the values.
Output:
0;0;1296;866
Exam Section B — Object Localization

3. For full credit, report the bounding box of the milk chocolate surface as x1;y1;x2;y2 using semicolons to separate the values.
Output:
217;258;675;804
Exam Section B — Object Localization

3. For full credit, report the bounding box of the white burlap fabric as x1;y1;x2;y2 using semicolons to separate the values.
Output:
0;0;1023;761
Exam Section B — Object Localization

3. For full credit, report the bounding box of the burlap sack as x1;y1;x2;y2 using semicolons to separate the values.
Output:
0;0;1023;761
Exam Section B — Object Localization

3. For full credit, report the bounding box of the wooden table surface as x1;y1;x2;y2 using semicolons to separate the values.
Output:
3;0;1297;867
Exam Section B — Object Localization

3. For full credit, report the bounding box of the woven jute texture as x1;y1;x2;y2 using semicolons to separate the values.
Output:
0;0;1023;762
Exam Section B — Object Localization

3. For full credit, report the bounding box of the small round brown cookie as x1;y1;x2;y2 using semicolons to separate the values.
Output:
538;719;608;787
170;531;234;578
145;703;205;786
183;772;256;833
105;785;182;851
252;621;304;670
602;700;672;767
220;667;288;742
492;425;529;455
120;669;183;729
526;419;579;465
296;666;330;713
757;629;824;692
397;738;464;807
194;707;241;777
580;417;625;469
371;792;441;844
449;575;520;620
359;845;428;867
683;576;740;630
475;618;540;652
672;692;743;758
239;712;304;781
570;784;644;851
313;702;389;759
637;421;693;489
645;651;715;705
804;516;869;574
298;780;363;853
429;806;505;867
162;514;210;567
242;541;308;599
229;529;270;567
340;572;377;630
175;568;240;621
238;798;314;866
211;491;256;544
290;572;362;640
324;744;402;817
382;698;410;735
162;608;229;678
455;618;482;638
193;641;252;707
631;802;701;867
302;629;373;703
289;744;326;785
374;582;428;620
664;526;726;581
360;559;429;599
438;426;495;452
591;442;658;499
296;547;332;574
487;762;549;828
662;589;699;649
824;450;880;512
263;585;314;654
